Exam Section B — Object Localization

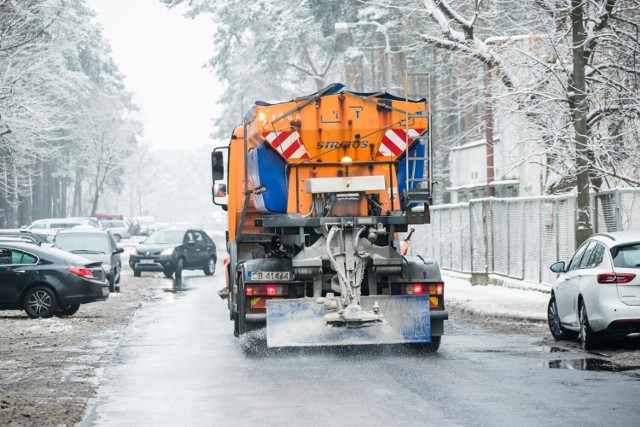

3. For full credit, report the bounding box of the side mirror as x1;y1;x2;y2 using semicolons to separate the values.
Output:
115;247;125;254
211;151;225;181
550;261;566;273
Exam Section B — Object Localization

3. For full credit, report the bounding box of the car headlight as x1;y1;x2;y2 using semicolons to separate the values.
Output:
160;248;174;256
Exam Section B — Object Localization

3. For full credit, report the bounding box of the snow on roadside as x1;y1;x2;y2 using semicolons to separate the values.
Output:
443;272;549;321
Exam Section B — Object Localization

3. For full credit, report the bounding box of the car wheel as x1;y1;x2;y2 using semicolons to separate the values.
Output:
23;286;58;319
163;268;174;278
548;296;578;341
579;302;603;350
56;304;81;317
204;257;216;276
175;258;184;279
134;268;141;277
113;234;122;242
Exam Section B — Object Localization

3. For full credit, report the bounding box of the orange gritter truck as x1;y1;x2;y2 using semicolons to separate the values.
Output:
211;83;447;349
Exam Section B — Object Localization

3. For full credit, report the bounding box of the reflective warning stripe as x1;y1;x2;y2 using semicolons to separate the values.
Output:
377;128;425;157
262;131;310;160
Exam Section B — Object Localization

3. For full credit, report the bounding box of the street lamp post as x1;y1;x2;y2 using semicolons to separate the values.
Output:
334;21;392;92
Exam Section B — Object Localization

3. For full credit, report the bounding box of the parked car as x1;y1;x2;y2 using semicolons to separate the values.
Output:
0;229;54;246
0;240;109;318
101;220;132;242
548;231;640;350
26;218;87;238
54;227;124;292
129;228;216;278
134;216;156;236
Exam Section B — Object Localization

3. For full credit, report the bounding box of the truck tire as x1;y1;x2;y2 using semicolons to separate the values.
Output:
406;336;441;353
234;277;247;337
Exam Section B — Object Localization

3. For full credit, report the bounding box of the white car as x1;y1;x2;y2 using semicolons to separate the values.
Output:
26;218;87;238
548;231;640;349
101;220;132;242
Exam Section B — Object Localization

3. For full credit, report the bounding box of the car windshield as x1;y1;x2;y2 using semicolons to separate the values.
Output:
612;243;640;268
145;230;184;244
55;234;110;254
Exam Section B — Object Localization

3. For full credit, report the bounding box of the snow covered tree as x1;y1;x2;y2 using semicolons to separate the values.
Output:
0;0;139;226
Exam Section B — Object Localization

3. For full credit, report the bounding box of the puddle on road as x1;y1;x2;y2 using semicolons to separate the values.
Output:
143;277;192;302
546;358;640;374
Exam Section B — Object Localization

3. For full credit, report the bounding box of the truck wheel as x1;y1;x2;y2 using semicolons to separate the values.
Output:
407;336;441;353
234;277;247;337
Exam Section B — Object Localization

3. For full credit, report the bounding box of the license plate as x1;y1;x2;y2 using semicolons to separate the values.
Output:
139;259;155;264
248;271;290;281
102;287;109;296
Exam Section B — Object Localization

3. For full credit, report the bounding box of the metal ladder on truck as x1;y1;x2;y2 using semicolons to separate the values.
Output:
403;73;432;212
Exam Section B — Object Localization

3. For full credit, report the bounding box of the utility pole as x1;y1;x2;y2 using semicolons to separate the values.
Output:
571;0;592;246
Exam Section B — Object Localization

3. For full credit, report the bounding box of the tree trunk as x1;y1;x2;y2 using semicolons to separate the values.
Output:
571;0;592;247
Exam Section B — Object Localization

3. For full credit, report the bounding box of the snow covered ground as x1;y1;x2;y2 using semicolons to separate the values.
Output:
444;272;550;322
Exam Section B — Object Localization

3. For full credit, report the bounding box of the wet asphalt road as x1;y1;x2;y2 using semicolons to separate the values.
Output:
81;267;640;426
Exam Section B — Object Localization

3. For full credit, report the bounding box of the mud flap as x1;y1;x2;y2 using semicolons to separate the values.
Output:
266;295;430;347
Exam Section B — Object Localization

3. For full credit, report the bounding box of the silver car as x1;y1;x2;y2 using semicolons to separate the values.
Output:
101;220;131;242
548;231;640;349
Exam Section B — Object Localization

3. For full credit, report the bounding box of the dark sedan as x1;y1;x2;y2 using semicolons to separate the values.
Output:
0;229;53;246
129;228;217;279
0;241;109;318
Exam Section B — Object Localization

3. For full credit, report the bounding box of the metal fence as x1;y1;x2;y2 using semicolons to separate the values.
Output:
412;188;640;286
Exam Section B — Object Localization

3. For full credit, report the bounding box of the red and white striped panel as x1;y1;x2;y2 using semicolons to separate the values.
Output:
376;128;425;157
262;131;310;160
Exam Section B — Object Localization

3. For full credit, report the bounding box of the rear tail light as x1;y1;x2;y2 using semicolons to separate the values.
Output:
245;284;288;296
68;266;95;279
400;282;444;309
597;273;636;284
400;283;444;296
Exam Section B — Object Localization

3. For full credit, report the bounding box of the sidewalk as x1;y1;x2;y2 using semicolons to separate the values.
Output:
443;272;550;322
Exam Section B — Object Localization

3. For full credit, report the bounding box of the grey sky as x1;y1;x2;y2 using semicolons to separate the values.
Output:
87;0;221;151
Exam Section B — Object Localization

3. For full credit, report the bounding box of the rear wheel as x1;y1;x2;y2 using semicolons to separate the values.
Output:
407;336;441;353
204;257;216;276
23;286;58;319
548;296;578;341
175;258;184;279
56;304;81;317
579;302;603;350
233;277;247;337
